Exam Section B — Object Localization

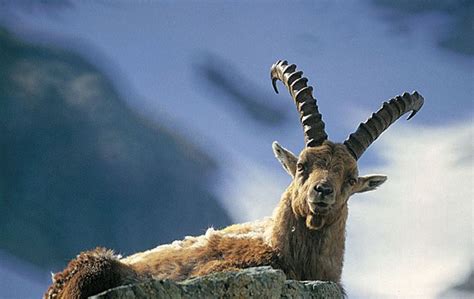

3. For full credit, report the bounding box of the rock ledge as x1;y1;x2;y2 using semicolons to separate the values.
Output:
91;266;342;298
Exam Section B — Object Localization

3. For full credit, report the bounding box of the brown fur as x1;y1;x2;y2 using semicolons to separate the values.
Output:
127;231;276;280
45;142;385;298
270;142;355;281
45;248;144;299
271;190;348;281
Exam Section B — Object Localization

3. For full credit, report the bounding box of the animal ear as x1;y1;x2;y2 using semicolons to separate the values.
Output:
272;141;298;178
353;174;387;193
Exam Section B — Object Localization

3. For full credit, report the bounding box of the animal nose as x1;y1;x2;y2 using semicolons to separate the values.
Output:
315;183;333;196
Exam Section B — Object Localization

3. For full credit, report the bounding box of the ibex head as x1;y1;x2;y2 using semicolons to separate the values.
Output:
271;60;423;230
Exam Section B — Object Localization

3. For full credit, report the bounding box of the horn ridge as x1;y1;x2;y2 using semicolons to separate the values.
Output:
271;60;328;147
344;91;424;160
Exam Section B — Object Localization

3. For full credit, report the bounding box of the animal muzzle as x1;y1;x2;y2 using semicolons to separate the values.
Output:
308;182;335;213
315;183;333;196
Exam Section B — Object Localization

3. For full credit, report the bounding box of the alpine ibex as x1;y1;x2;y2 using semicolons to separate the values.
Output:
45;60;424;298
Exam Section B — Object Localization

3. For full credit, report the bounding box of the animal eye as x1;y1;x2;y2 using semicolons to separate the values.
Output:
297;163;305;172
348;178;357;186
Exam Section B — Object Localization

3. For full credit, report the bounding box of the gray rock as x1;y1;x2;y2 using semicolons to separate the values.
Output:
91;267;342;299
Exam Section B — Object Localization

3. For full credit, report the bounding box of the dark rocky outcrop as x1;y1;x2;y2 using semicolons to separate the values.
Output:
0;28;231;271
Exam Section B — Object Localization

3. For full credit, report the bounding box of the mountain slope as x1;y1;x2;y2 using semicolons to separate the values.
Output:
0;28;231;270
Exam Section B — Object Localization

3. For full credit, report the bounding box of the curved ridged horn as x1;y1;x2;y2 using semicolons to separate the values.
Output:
344;91;424;160
271;60;327;147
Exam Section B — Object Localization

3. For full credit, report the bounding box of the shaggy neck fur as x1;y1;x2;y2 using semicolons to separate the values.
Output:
271;190;348;282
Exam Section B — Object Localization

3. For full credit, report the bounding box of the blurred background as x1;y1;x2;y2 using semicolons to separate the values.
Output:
0;1;472;298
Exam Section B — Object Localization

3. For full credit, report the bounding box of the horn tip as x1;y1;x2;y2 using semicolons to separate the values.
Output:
406;110;418;120
407;90;424;120
270;60;285;93
272;78;279;93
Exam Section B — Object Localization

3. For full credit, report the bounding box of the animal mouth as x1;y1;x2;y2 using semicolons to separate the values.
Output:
315;202;328;208
308;201;332;214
